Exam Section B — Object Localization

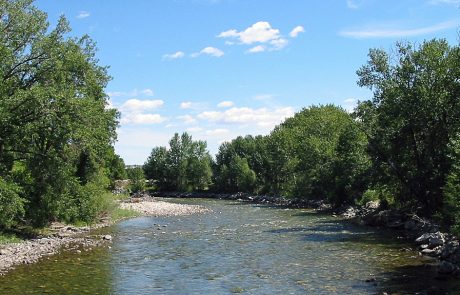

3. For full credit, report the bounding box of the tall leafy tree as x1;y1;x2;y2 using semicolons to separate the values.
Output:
355;39;460;213
0;0;119;226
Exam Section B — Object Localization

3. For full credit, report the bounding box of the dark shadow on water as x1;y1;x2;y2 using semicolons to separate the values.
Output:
373;263;460;295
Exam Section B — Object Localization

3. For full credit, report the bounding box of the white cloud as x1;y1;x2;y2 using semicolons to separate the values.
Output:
346;0;364;9
77;11;90;19
197;106;294;128
192;47;224;57
186;127;204;133
340;20;460;38
217;101;234;108
141;89;154;96
218;21;289;51
162;51;185;60
206;128;229;136
289;26;305;38
120;99;164;112
342;98;358;113
247;45;266;53
180;101;193;109
121;113;167;124
178;115;197;124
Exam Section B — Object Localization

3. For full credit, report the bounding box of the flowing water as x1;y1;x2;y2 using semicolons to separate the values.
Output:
1;198;459;294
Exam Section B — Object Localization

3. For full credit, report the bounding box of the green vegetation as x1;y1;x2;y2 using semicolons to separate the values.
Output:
144;132;213;192
144;39;460;233
0;0;126;230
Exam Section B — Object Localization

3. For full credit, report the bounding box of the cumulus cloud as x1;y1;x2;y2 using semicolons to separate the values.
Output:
77;11;90;19
192;46;225;57
289;26;305;38
162;51;185;60
120;99;164;112
247;45;266;53
180;101;193;109
121;113;167;124
141;89;154;96
343;98;358;113
197;106;294;127
218;21;291;52
217;101;234;108
117;99;166;125
340;20;460;38
186;127;204;133
178;114;197;124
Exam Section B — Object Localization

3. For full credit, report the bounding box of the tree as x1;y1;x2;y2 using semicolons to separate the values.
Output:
126;167;145;193
143;133;212;192
355;39;460;214
0;0;119;226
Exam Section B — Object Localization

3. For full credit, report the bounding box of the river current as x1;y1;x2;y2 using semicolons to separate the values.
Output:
1;198;459;294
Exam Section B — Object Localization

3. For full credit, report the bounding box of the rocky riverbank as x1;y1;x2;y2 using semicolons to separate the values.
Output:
337;202;460;276
0;222;113;275
0;197;209;276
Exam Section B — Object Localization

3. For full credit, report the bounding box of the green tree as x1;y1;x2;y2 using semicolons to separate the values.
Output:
0;0;119;226
126;167;145;193
355;39;460;214
144;132;212;192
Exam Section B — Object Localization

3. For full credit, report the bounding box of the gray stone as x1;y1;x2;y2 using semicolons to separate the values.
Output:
102;235;112;241
415;232;444;248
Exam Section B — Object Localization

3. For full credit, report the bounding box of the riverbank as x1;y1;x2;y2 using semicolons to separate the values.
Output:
120;195;211;216
151;191;460;276
0;197;209;276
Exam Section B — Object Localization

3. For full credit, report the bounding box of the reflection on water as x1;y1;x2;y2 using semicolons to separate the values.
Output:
1;198;459;294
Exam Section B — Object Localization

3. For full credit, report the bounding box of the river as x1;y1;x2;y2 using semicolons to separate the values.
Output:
0;198;459;294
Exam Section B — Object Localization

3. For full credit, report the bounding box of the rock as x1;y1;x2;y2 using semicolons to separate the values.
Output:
421;248;437;255
0;249;8;255
441;240;459;259
102;235;112;241
438;261;457;274
415;232;445;248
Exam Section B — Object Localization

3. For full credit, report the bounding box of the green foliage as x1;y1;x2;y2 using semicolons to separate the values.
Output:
441;135;460;234
355;39;460;214
143;132;212;192
0;0;121;227
0;177;25;229
127;167;146;193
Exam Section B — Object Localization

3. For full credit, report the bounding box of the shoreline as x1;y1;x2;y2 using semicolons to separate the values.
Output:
0;197;209;276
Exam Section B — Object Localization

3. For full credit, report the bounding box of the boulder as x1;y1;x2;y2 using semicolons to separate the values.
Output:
415;232;445;248
102;235;112;241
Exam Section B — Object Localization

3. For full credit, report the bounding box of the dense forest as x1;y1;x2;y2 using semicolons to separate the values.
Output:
0;0;126;229
144;39;460;234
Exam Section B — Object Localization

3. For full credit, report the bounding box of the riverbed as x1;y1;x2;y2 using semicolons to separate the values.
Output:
0;198;459;294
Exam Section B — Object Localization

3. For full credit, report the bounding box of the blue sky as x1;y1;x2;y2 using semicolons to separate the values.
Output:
35;0;460;164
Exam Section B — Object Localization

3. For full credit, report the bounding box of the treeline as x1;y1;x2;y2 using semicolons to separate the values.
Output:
0;0;126;229
144;39;460;233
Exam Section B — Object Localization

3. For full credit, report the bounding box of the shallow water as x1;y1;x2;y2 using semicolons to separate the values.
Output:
1;198;459;294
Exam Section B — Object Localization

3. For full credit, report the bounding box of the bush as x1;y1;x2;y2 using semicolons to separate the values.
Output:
0;178;25;229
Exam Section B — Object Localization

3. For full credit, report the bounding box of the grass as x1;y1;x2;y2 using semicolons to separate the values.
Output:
0;232;22;244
